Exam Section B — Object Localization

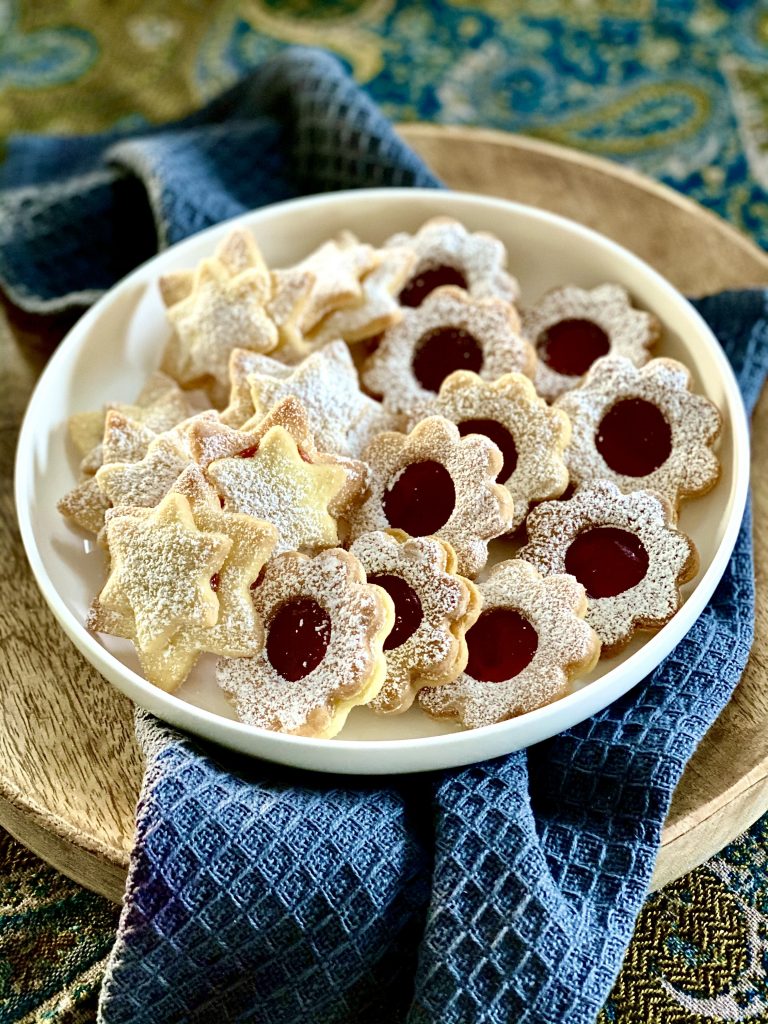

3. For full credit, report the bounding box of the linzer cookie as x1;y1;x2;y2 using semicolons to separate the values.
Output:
217;548;395;737
522;283;660;401
349;530;481;714
246;341;397;458
306;245;417;347
411;370;571;531
387;217;520;307
518;481;699;655
348;416;516;577
555;356;722;509
95;490;232;655
89;467;277;691
363;286;535;420
419;559;600;728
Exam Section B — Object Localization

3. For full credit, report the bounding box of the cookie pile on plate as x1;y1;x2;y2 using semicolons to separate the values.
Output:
59;217;721;737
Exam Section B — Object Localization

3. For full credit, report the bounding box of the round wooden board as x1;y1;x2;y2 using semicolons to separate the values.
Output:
2;125;768;904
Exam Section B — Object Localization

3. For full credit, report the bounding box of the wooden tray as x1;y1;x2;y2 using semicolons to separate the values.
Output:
2;126;768;903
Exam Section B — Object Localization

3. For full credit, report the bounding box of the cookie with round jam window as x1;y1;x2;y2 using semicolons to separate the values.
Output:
518;480;699;656
555;356;722;511
349;530;481;714
216;548;395;738
418;559;600;728
522;283;660;401
362;286;535;421
347;415;516;578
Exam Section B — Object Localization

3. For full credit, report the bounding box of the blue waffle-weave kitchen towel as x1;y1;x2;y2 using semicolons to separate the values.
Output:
3;47;767;1024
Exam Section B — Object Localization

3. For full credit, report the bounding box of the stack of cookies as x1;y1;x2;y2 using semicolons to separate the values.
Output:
58;218;721;736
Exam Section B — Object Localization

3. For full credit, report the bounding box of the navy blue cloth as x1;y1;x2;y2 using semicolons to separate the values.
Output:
3;47;766;1024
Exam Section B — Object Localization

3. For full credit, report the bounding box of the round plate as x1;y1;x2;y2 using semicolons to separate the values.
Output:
15;188;749;774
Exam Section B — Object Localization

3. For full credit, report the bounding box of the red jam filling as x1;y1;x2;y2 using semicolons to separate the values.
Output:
383;460;456;536
399;265;468;307
565;526;649;598
266;598;332;681
458;418;518;482
368;573;423;650
465;608;538;682
412;326;483;393
595;398;672;477
536;318;610;376
210;573;220;593
236;444;259;458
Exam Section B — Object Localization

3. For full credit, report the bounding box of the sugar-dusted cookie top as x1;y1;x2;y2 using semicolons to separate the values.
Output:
349;530;481;714
555;356;722;510
419;558;599;728
217;548;395;738
518;480;699;655
363;286;535;420
522;283;660;401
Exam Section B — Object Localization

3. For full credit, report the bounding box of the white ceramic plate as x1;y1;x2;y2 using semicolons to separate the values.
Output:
15;188;750;774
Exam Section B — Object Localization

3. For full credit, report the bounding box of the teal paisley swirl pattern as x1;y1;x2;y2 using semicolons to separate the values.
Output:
0;0;97;89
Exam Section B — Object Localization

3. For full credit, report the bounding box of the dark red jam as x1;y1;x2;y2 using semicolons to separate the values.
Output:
465;608;539;682
399;265;468;307
458;418;518;482
412;327;483;393
266;598;332;681
536;318;610;376
368;573;423;650
565;526;649;598
595;398;672;477
236;444;259;458
383;460;455;536
210;573;220;593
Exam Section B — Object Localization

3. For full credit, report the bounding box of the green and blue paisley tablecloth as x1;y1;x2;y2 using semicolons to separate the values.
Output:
3;2;768;1021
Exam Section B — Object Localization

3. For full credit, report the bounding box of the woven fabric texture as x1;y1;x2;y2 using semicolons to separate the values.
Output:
2;47;766;1024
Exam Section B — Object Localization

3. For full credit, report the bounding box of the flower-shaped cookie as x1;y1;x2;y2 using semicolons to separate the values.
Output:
247;340;396;458
306;245;416;347
522;283;660;401
96;490;232;655
419;559;600;728
348;416;515;577
217;549;395;737
555;356;722;510
349;530;481;714
387;217;519;307
89;466;277;691
412;370;571;531
518;481;699;655
163;259;278;404
363;286;534;420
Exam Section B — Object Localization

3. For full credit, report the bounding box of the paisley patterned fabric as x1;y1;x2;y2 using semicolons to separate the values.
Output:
3;2;768;1022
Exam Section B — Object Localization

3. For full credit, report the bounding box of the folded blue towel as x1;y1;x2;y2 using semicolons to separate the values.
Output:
4;47;767;1024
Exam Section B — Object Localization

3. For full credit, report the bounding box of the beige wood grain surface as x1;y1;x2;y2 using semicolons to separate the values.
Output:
2;125;767;903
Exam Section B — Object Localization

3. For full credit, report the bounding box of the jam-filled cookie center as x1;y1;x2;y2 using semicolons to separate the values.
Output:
536;318;610;376
465;608;539;682
412;326;483;393
457;418;518;482
596;398;672;477
565;526;649;599
399;265;468;307
266;598;332;681
368;573;424;650
383;460;456;536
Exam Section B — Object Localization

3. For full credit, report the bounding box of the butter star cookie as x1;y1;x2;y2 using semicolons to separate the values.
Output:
349;530;481;714
217;548;395;738
387;217;520;307
555;356;722;510
419;559;600;728
348;416;516;577
362;286;534;420
96;490;232;654
518;481;699;655
411;370;571;531
522;283;661;401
